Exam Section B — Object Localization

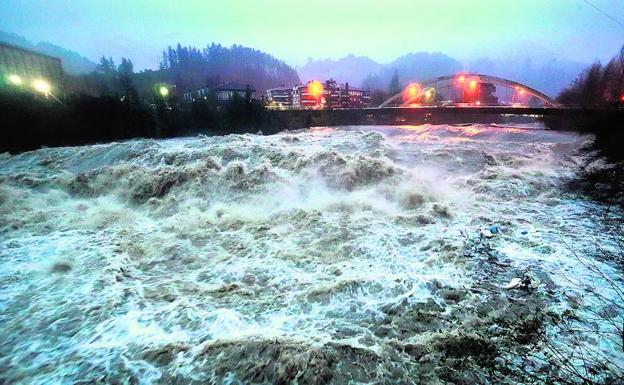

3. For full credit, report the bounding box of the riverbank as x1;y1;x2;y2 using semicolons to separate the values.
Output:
1;89;275;154
4;87;624;210
3;88;623;156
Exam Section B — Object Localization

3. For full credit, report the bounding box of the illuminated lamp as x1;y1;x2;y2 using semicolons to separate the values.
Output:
32;79;51;94
403;82;421;102
8;74;22;86
308;80;323;97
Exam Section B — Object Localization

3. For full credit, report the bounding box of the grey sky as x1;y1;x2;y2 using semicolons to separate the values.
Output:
1;0;622;70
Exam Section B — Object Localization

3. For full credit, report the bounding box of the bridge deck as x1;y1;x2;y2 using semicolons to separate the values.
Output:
365;106;610;116
268;107;623;133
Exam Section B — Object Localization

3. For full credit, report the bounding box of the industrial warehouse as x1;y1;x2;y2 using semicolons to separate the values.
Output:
0;42;63;97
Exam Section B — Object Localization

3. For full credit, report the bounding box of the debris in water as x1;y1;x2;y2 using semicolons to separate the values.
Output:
481;229;495;238
503;274;541;290
504;278;523;289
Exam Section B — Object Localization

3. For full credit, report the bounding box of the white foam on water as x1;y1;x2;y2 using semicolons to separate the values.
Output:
0;124;621;383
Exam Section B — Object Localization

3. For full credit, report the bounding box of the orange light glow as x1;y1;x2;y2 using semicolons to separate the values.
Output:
621;95;624;102
469;79;478;90
457;75;465;83
308;80;323;98
403;83;421;102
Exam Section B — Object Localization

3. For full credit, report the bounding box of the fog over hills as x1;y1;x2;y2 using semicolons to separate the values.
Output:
360;52;463;91
296;55;383;87
465;56;586;98
297;52;586;97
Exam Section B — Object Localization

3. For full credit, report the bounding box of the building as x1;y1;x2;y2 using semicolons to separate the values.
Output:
184;79;370;109
183;86;211;102
343;84;371;108
322;79;342;109
183;82;256;102
0;42;64;94
213;82;256;102
266;86;293;108
292;79;371;109
292;81;321;108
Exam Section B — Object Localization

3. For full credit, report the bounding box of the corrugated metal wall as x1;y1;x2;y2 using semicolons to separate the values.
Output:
0;43;64;93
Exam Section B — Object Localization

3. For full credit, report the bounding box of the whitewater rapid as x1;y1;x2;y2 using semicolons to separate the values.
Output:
0;124;621;384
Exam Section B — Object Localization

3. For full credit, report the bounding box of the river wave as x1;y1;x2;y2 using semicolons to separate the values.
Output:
0;124;621;384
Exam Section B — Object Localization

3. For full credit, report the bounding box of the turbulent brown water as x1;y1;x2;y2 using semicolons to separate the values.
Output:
0;124;622;384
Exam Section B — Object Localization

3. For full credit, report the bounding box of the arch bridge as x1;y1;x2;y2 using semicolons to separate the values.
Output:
379;73;559;108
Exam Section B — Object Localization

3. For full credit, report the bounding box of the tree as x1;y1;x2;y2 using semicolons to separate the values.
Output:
132;42;301;98
602;58;619;102
581;62;604;107
95;56;116;76
118;58;139;103
244;85;252;103
558;44;624;107
167;46;177;69
159;50;169;70
389;69;400;95
94;56;117;96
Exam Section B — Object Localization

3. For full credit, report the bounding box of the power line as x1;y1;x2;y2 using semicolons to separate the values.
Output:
581;0;624;29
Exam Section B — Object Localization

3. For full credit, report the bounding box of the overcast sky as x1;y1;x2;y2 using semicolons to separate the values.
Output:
1;0;623;70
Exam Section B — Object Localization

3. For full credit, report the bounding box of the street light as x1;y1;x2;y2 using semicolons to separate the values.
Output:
308;80;323;98
403;83;421;103
32;79;51;95
159;86;169;97
7;74;22;86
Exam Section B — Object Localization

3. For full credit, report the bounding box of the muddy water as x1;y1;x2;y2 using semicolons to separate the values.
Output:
0;124;621;384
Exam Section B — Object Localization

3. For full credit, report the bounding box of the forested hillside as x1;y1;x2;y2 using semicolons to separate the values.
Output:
142;43;301;93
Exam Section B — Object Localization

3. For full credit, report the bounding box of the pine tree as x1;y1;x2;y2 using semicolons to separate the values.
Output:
118;58;139;103
389;70;400;95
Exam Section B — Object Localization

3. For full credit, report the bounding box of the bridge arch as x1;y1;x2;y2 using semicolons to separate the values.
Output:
378;73;559;108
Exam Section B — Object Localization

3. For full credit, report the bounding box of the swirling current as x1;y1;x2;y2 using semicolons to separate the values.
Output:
0;124;622;384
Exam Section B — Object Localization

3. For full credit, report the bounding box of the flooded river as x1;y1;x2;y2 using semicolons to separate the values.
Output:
1;124;622;384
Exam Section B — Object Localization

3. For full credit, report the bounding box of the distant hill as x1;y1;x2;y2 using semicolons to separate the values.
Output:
136;43;301;94
296;55;383;86
361;52;462;91
465;57;586;99
0;31;96;75
298;51;585;98
35;42;97;75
